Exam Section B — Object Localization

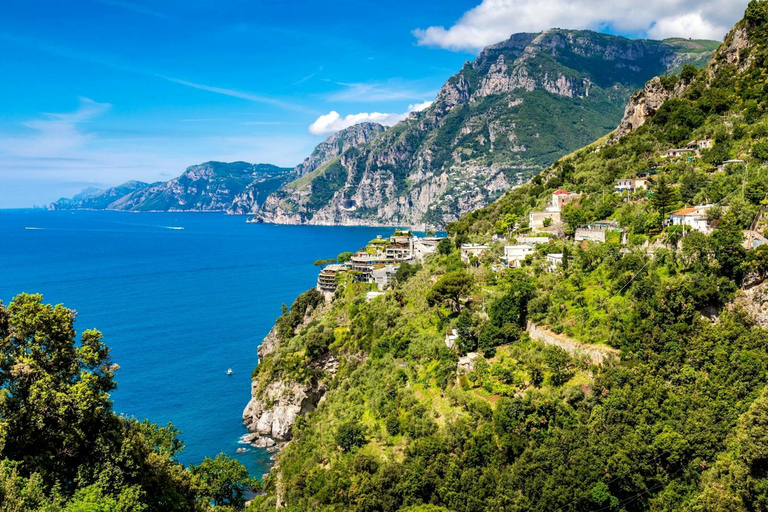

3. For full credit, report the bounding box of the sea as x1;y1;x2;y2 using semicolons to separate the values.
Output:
0;209;387;477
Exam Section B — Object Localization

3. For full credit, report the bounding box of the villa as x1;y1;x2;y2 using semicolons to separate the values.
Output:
664;148;694;159
372;265;399;291
503;244;534;268
668;205;725;234
460;244;490;264
546;253;564;272
615;178;650;193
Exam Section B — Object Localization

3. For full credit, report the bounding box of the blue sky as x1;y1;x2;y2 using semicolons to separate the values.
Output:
0;0;749;207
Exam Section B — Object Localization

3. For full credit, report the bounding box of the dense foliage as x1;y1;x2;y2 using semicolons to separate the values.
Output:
247;3;768;511
0;294;259;511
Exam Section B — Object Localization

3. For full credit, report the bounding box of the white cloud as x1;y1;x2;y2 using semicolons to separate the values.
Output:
413;0;749;52
308;101;433;136
4;97;112;157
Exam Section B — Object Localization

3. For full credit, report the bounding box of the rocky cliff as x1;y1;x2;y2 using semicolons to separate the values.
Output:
230;123;386;215
242;301;339;443
253;30;717;228
51;162;291;212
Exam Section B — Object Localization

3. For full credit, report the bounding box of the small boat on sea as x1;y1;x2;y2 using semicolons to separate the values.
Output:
227;368;233;375
167;226;184;230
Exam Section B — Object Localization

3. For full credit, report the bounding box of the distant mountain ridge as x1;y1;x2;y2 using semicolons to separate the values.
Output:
50;162;292;212
249;30;718;227
51;31;717;222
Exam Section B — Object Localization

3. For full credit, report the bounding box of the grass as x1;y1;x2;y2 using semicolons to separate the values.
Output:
286;157;341;191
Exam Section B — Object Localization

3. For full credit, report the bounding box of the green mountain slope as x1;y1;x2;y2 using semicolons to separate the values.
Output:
254;31;717;228
243;2;768;511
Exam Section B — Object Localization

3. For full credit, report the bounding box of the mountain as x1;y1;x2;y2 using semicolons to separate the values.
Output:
228;123;386;215
252;30;718;228
50;162;292;212
50;181;151;211
243;2;768;510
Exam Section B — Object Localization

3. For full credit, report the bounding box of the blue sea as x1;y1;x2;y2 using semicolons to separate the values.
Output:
0;210;386;477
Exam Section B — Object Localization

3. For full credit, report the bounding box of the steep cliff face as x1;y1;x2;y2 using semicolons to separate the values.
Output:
612;77;683;139
254;30;717;228
230;123;386;216
613;29;752;140
51;162;291;212
242;303;339;442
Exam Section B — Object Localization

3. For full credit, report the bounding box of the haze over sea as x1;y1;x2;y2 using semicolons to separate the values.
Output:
0;209;385;476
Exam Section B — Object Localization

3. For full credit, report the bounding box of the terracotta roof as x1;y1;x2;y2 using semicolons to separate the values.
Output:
671;207;698;216
553;189;570;195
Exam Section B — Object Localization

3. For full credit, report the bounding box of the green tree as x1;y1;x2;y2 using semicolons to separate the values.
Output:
191;454;260;509
426;271;474;313
437;238;453;256
0;294;118;488
651;175;677;225
337;251;354;263
335;421;367;452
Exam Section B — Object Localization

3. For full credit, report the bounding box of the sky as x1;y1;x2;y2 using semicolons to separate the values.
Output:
0;0;751;207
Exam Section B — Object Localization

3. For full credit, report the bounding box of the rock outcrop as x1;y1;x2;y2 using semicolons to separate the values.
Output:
612;77;679;139
254;30;717;228
242;379;328;440
242;304;337;442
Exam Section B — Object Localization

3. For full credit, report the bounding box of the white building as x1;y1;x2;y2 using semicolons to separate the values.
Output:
372;265;399;291
412;236;445;261
615;178;650;193
503;244;534;268
546;253;564;272
668;205;724;235
664;148;694;159
460;244;490;264
445;329;458;349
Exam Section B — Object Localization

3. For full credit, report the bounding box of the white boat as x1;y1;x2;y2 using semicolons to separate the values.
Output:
227;368;233;375
167;226;184;230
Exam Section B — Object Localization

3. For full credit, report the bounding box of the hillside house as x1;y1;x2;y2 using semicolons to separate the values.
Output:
546;253;564;272
529;210;561;230
413;236;445;261
317;263;350;295
575;221;624;243
445;329;458;349
551;190;582;210
687;139;714;151
615;178;650;193
385;245;413;262
718;159;746;172
664;148;694;159
744;230;768;250
503;245;534;268
461;244;490;263
350;252;389;282
668;205;725;234
372;265;399;291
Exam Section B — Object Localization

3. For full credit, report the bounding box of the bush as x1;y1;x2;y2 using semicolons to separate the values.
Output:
335;421;367;452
